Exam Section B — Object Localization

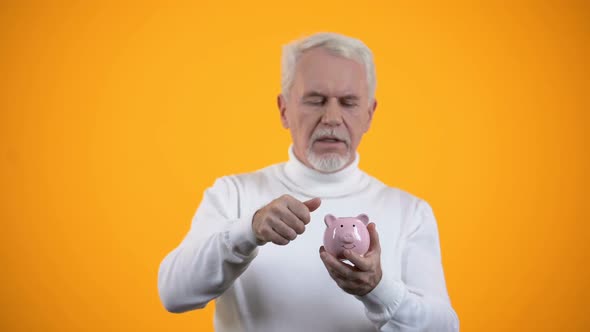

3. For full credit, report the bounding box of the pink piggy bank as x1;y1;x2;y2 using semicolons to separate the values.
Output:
323;214;371;259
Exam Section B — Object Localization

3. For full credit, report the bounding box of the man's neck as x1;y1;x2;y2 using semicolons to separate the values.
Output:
281;145;369;198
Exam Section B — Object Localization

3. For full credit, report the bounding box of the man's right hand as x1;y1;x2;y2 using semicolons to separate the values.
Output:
252;195;321;246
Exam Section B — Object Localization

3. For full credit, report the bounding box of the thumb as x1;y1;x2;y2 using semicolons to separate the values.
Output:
303;197;322;212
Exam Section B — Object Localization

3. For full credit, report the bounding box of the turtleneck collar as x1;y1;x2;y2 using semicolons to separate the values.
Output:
279;145;371;198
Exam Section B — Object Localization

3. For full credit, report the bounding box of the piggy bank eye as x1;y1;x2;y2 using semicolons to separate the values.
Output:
353;224;356;227
340;225;343;227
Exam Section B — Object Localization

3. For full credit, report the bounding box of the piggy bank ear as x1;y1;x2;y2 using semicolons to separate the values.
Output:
324;214;336;227
357;214;370;225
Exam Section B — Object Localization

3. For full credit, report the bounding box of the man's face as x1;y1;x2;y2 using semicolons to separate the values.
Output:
278;48;377;173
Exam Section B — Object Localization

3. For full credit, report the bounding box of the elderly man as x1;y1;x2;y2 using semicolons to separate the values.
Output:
158;32;459;331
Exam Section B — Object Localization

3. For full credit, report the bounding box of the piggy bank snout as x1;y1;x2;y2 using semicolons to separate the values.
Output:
340;232;356;243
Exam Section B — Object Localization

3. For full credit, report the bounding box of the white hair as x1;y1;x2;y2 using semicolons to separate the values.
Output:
281;32;376;104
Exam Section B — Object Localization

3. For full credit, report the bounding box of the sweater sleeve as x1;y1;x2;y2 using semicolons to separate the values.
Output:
356;200;460;331
157;176;260;313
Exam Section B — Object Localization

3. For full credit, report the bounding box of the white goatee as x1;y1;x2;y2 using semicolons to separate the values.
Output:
306;127;351;173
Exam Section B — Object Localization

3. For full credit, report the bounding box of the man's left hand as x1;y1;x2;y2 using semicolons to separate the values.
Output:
319;223;382;296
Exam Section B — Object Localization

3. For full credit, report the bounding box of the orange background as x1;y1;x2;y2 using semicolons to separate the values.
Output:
1;1;588;331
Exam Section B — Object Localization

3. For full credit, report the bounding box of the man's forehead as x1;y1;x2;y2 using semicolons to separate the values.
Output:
296;50;364;76
301;89;361;98
292;49;368;97
297;47;360;66
295;79;366;98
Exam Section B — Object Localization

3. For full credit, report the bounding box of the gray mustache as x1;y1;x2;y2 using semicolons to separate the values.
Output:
311;128;350;144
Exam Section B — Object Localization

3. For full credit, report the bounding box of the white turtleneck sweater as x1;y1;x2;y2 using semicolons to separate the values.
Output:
158;148;459;332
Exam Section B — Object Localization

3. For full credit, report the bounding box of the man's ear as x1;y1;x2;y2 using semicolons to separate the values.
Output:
278;94;289;129
363;99;377;132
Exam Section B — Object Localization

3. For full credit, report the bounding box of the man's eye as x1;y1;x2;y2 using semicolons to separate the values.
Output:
305;99;324;106
341;101;357;107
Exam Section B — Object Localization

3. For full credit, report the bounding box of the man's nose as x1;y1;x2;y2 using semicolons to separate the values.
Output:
321;99;343;126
